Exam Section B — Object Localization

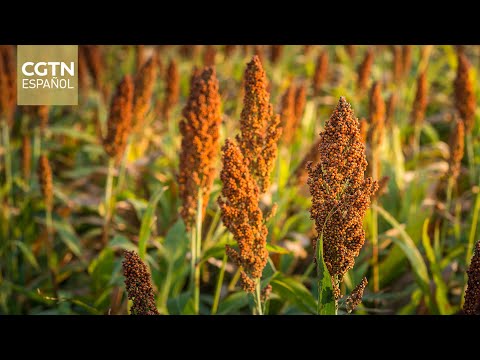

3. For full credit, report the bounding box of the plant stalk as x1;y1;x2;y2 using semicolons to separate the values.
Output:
102;158;116;246
254;278;263;315
211;251;227;315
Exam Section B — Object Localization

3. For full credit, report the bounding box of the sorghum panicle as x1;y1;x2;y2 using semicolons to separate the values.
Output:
218;139;268;293
270;45;283;64
237;55;282;194
78;46;89;96
103;75;134;161
346;277;368;313
122;250;159;315
307;97;378;290
294;83;307;127
132;55;158;131
37;154;53;211
448;119;465;181
303;45;313;57
0;45;16;126
454;51;476;132
357;48;374;92
135;45;145;71
464;241;480;315
410;71;428;128
253;45;266;65
224;45;237;58
345;45;356;59
402;45;412;77
82;45;104;93
279;85;296;144
313;50;329;95
392;46;403;82
367;81;385;148
163;59;180;121
178;67;222;230
203;45;216;67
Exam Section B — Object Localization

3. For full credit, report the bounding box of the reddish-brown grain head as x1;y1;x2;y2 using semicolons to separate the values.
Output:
279;85;296;144
391;46;403;82
224;45;237;58
132;55;158;131
178;67;222;230
402;45;412;78
454;51;476;132
163;59;180;121
345;45;356;59
357;48;374;92
203;45;216;67
122;250;160;315
135;45;146;71
218;139;268;293
237;55;282;194
313;50;329;95
367;81;386;148
464;241;480;315
346;277;368;313
270;45;283;64
410;71;428;128
82;45;104;92
307;97;378;284
294;83;307;127
103;75;134;161
0;45;16;126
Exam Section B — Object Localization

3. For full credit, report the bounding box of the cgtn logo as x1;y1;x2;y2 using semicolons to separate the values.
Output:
17;45;78;106
21;61;75;89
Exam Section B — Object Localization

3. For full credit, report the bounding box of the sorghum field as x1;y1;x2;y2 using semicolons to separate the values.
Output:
1;45;479;315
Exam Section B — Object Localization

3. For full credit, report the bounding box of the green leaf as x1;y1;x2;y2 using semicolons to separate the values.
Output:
217;292;249;315
14;241;40;271
163;218;188;261
53;219;83;258
316;233;336;315
48;125;98;143
271;274;317;314
88;247;115;293
421;218;453;315
266;243;290;255
138;186;167;260
375;205;432;302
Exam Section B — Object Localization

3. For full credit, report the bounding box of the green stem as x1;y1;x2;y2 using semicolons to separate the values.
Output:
189;227;197;310
371;146;380;293
466;133;476;185
2;121;12;209
193;191;203;314
211;251;227;315
158;262;173;315
46;206;58;298
102;158;116;246
254;279;263;315
228;268;241;291
117;141;131;192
